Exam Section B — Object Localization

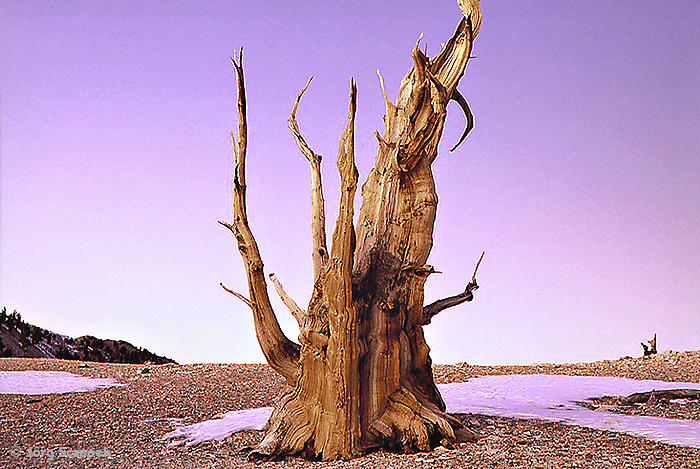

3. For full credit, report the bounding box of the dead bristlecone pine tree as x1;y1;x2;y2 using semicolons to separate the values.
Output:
219;0;484;461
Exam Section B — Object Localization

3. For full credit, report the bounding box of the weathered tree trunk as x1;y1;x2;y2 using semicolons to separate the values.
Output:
221;0;483;460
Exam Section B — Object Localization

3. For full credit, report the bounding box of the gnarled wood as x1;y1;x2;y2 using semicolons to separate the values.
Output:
352;3;481;451
253;81;360;461
223;1;483;460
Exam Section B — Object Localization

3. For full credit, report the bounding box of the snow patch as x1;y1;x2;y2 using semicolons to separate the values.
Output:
0;370;126;395
161;407;274;446
670;399;692;405
439;374;700;447
33;341;57;359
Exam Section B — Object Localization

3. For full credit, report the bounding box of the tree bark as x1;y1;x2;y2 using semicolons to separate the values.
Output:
222;0;483;460
351;7;481;452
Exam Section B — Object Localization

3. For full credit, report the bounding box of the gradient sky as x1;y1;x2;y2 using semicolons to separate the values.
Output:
2;0;698;365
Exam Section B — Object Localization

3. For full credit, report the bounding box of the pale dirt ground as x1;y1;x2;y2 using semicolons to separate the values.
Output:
1;351;699;468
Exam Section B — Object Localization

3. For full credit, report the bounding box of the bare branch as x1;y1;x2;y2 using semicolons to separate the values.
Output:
376;69;396;112
471;250;485;284
288;76;319;164
288;77;329;280
269;273;305;329
220;283;253;308
334;79;359;247
230;50;247;199
421;289;473;326
225;51;300;385
421;252;484;325
411;34;428;85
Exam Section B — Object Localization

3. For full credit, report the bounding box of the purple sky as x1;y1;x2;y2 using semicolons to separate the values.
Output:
1;0;699;365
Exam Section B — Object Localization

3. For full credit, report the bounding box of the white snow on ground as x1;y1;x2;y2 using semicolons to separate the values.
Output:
439;375;700;448
162;407;274;446
3;370;698;447
0;370;125;395
161;375;700;448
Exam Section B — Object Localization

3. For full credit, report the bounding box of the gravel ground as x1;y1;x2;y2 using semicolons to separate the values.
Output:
1;350;699;468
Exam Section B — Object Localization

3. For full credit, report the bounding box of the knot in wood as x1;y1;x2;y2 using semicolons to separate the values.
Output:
305;331;329;350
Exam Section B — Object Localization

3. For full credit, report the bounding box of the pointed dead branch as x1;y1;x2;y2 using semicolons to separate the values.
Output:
411;34;428;84
376;70;396;112
223;50;300;386
269;273;305;329
288;77;329;280
325;78;358;285
471;250;485;284
335;80;359;238
219;283;253;308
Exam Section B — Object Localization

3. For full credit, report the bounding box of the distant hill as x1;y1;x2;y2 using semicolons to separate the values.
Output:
0;307;176;364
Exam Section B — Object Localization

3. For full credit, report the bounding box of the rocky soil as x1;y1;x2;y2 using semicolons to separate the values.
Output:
1;350;699;468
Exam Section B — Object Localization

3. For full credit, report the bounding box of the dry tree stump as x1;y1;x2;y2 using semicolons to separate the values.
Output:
220;0;484;460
